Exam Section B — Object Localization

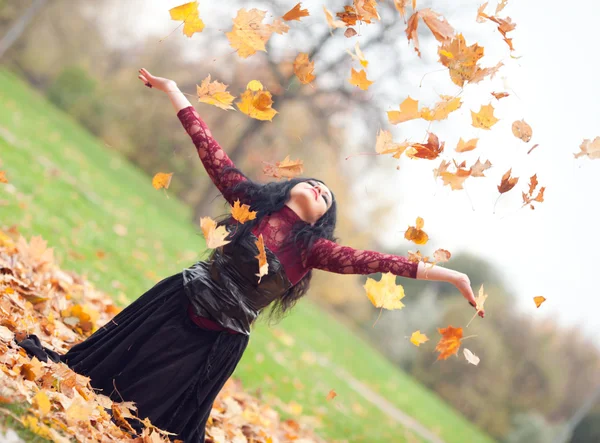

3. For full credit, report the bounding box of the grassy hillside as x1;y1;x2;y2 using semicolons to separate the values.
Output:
0;69;494;443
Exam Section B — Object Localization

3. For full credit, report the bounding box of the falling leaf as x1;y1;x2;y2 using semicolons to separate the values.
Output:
293;53;316;84
435;326;463;360
471;104;499;130
226;9;283;58
282;3;309;21
420;95;462;121
533;296;546;308
455;138;479;153
497;168;519;193
326;389;337;401
527;144;540;155
522;174;545;210
0;171;7;183
169;1;205;37
463;348;480;365
363;272;406;310
323;6;346;29
151;172;173;190
348;68;373;90
574;136;600;160
200;217;231;249
433;248;451;263
410;330;429;346
255;234;269;283
491;91;509;100
236;80;278;121
387;97;420;124
405;133;444;160
375;129;410;158
354;0;381;22
433;159;451;179
231;199;257;224
469;158;492;177
346;42;369;68
467;284;488;326
344;28;358;38
440;167;471;190
263;155;304;179
512;119;532;142
405;217;428;245
196;75;236;110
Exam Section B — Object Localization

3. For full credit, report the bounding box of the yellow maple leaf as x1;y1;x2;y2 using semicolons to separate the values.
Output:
152;172;173;190
226;9;274;58
348;68;373;90
363;272;406;310
200;217;231;249
440;167;471;190
410;330;429;346
231;199;257;224
471;103;499;130
293;52;316;84
196;74;235;110
255;234;269;283
533;296;546;308
263;155;304;179
346;42;369;68
420;95;462;121
387;96;420;124
438;34;485;87
282;2;310;21
236;81;278;121
169;1;205;37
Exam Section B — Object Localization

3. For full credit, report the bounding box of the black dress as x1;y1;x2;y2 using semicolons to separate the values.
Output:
17;233;293;442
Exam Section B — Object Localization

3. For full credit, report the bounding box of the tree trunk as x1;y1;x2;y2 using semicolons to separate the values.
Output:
0;0;47;59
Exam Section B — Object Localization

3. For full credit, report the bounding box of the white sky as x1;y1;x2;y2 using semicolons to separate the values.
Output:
97;0;600;344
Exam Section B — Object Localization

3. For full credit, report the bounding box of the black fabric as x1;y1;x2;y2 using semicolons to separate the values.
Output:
16;272;249;442
183;232;292;335
16;334;61;363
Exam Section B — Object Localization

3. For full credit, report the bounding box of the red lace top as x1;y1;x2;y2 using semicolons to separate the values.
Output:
177;106;419;287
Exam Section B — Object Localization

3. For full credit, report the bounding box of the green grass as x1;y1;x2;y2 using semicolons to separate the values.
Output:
0;69;494;443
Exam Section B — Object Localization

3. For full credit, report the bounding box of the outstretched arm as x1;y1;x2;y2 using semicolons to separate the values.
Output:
138;68;247;204
306;238;484;317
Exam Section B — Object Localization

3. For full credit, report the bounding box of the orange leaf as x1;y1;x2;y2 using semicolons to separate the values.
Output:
533;296;546;308
497;168;519;194
440;167;471;190
231;199;257;224
491;91;509;100
282;2;309;21
263;155;304;180
420;95;462;121
435;326;463;360
406;133;444;160
387;97;420;124
469;158;492;177
0;171;8;184
323;6;346;29
522;174;545;210
169;1;205;37
152;172;173;190
471;104;499;130
226;9;282;58
574;136;600;160
255;234;269;283
455;138;478;153
196;75;235;110
404;217;428;245
236;81;278;121
354;0;381;22
348;68;373;90
375;129;410;158
293;53;316;84
512;119;532;142
326;389;337;401
419;8;454;43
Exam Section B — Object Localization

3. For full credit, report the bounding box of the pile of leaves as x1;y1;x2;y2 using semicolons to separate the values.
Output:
0;227;324;442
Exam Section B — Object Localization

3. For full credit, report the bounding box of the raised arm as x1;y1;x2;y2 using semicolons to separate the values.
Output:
138;68;247;205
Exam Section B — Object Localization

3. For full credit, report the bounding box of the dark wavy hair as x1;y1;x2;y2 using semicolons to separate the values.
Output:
210;166;338;326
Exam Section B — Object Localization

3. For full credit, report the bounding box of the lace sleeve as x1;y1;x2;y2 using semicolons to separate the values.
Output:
306;238;418;278
177;106;247;204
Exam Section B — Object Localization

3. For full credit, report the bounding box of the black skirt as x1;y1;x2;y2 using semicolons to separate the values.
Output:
19;272;250;442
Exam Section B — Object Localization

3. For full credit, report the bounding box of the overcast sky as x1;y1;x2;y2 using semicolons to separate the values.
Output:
100;0;599;345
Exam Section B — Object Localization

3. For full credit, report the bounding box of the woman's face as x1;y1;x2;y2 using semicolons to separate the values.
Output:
288;180;333;225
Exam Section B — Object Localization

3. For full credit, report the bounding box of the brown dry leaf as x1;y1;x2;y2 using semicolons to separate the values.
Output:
236;80;278;121
435;325;463;360
226;9;279;58
471;104;499;130
0;171;7;183
527;143;540;155
254;234;269;283
512;119;532;142
375;129;410;159
405;217;428;245
433;159;451;178
467;284;488;326
407;250;429;264
405;133;444;160
323;6;346;29
497;168;519;194
393;0;411;21
440;167;471;190
469;158;492;177
169;1;205;37
406;8;454;57
354;0;381;22
152;172;173;190
336;6;360;26
463;348;480;365
346;42;369;68
438;34;501;86
344;27;358;38
326;389;337;401
574;136;600;160
263;155;304;180
491;91;509;100
348;68;373;90
388;97;420;124
231;199;257;224
455;138;478;153
410;330;429;346
533;296;546;308
200;217;231;249
405;11;421;56
522;174;545;210
196;75;236;110
363;272;406;310
293;52;316;84
282;2;309;21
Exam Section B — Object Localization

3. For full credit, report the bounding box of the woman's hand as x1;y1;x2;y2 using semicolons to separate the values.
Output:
453;273;485;318
138;68;178;93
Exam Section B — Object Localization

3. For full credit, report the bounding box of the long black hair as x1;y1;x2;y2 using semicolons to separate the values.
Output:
211;166;338;325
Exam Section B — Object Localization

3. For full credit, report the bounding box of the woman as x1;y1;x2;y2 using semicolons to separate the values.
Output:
18;68;484;442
